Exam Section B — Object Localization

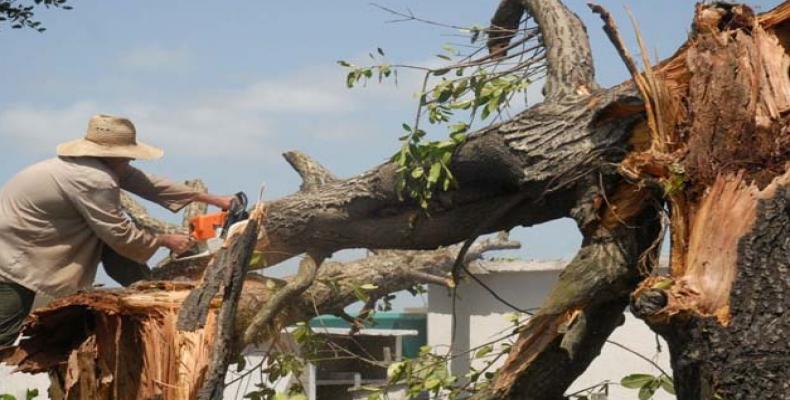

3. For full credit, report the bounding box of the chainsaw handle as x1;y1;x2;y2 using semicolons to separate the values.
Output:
229;191;248;213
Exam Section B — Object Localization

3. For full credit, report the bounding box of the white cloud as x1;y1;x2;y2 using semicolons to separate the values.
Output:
0;102;99;157
230;81;355;114
1;51;549;162
0;59;417;160
116;45;192;72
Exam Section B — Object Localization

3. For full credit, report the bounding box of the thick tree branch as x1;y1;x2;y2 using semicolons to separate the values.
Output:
283;151;338;193
256;83;641;268
486;198;662;399
490;0;599;99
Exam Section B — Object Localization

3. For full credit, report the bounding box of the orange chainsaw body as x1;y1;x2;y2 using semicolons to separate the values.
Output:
189;211;228;241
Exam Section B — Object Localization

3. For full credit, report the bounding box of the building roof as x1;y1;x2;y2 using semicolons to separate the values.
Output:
467;258;670;275
286;326;419;337
467;259;568;274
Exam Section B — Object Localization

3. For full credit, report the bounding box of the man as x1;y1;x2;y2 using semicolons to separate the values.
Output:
0;114;236;346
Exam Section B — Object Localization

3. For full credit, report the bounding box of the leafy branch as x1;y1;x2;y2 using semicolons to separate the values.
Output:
0;0;72;32
338;7;546;208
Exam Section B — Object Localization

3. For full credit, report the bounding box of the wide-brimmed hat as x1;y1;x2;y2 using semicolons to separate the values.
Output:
56;114;164;160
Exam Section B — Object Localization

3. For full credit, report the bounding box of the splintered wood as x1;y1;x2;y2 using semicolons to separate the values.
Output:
633;3;790;324
1;284;218;400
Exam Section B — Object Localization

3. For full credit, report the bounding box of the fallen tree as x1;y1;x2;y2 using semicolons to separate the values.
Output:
1;226;519;399
1;1;788;399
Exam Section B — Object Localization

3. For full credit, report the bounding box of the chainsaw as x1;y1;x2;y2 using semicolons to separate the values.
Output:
174;191;249;261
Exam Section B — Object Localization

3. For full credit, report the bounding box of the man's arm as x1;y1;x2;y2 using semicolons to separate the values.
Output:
118;166;234;212
67;187;175;262
192;192;234;210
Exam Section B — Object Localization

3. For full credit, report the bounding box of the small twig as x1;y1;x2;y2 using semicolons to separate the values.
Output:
350;296;378;335
372;3;490;31
404;270;453;287
606;339;672;378
587;3;641;79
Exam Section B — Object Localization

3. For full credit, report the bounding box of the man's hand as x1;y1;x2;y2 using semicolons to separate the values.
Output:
194;193;236;210
157;234;193;255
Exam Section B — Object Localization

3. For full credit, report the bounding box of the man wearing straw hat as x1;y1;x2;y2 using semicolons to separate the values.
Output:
0;114;236;346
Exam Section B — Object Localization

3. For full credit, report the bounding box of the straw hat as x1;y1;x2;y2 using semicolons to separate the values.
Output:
56;115;164;160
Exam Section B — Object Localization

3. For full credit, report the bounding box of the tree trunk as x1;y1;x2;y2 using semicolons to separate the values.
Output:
626;4;790;399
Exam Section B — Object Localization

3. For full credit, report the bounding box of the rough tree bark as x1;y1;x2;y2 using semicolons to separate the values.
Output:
1;1;787;399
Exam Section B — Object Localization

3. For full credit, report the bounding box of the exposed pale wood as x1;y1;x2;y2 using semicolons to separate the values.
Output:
197;211;261;400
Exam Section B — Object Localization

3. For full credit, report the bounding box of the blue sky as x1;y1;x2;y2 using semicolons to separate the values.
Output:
0;0;782;307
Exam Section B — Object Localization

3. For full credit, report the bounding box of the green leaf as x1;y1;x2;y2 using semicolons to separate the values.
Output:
660;375;676;394
346;71;357;88
449;122;468;135
485;95;500;116
353;286;369;302
442;177;451;191
401;123;412;132
411;167;424;179
621;374;656;389
428;163;442;184
436;86;453;102
432;68;450;76
424;377;441;391
24;390;38;400
436;140;455;150
441;44;456;54
248;251;266;269
289;394;308;400
652;278;674;290
236;355;247;372
337;60;352;67
0;394;17;400
475;344;493;358
453;79;468;96
387;361;406;381
480;105;491;120
435;54;451;61
504;312;521;324
360;283;378;291
450;99;472;110
377;47;385;56
638;383;658;400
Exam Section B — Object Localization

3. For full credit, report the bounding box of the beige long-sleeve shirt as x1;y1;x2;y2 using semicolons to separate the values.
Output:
0;157;199;298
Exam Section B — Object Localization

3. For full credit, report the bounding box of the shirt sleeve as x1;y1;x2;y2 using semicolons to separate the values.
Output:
67;187;160;264
118;167;200;212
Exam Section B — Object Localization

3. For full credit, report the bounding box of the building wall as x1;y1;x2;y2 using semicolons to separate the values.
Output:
428;270;674;400
0;366;49;398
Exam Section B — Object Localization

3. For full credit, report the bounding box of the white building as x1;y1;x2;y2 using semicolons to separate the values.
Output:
224;326;416;400
427;259;673;400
